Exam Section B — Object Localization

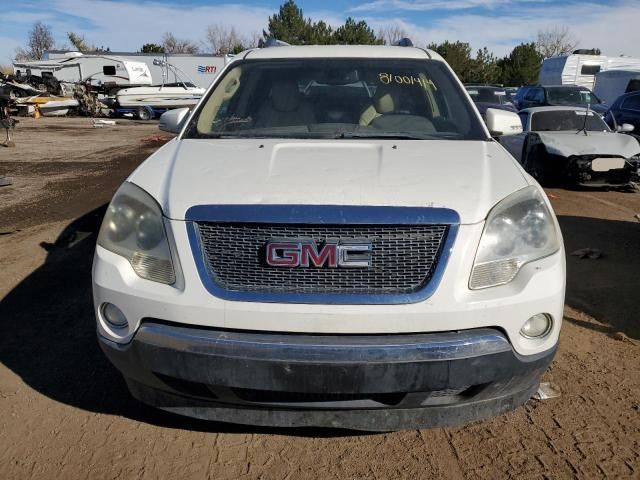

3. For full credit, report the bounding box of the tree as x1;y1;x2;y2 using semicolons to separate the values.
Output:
204;24;246;54
332;18;382;45
162;32;199;54
469;47;502;84
500;42;543;86
67;32;109;52
265;0;314;44
66;32;110;52
246;31;263;49
428;41;474;82
15;21;55;61
265;1;380;46
308;21;333;45
536;26;577;59
141;43;164;53
378;25;409;46
68;32;92;51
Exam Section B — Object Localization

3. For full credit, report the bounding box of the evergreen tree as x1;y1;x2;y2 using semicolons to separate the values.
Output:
428;41;474;82
265;1;380;45
265;0;314;44
332;18;382;45
469;47;501;84
500;43;543;86
141;43;164;53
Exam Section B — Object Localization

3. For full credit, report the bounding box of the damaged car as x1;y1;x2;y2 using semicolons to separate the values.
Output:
499;106;640;187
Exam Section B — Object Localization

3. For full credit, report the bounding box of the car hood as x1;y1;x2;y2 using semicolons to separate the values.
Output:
548;103;608;114
536;131;640;158
129;138;530;225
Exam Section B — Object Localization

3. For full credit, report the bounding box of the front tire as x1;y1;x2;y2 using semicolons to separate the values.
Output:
523;139;547;184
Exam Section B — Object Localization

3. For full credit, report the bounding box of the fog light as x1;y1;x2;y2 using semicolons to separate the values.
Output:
101;303;127;328
520;313;552;338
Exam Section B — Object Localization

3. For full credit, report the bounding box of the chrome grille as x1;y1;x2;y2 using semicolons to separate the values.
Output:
195;222;449;294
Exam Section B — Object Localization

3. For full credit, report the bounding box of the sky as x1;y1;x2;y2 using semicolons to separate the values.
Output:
2;0;640;64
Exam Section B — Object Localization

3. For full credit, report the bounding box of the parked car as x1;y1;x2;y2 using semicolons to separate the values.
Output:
512;85;533;110
464;85;517;119
93;44;565;431
604;90;640;134
499;106;640;186
518;85;608;114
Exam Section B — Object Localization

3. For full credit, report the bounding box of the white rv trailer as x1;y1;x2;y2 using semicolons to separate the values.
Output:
45;51;226;89
539;54;640;90
13;53;153;88
593;69;640;105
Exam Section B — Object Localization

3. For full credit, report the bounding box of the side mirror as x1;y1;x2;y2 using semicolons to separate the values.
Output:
485;108;523;137
618;123;635;133
159;108;190;134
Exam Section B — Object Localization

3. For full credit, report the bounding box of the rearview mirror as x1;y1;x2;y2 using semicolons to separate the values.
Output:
159;108;190;134
485;108;523;137
617;123;635;133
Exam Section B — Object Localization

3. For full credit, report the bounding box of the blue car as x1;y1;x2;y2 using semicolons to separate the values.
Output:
604;90;640;133
518;85;608;115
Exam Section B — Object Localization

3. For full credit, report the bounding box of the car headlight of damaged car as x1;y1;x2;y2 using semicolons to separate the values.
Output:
98;182;175;284
470;186;559;289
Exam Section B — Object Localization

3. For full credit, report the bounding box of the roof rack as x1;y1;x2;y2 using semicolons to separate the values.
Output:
393;38;414;47
258;38;291;48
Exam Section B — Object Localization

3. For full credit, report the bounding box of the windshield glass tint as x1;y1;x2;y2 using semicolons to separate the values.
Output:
546;87;601;105
531;110;610;131
185;58;487;140
466;87;513;105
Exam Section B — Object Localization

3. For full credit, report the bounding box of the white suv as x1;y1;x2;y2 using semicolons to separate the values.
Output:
93;45;565;431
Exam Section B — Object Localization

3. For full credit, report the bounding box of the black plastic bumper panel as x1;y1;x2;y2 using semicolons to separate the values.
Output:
99;321;556;430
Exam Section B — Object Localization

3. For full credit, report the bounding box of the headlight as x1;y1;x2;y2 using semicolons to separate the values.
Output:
470;186;559;289
98;182;175;284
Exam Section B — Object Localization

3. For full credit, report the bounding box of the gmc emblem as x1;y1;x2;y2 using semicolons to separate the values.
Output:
265;240;372;268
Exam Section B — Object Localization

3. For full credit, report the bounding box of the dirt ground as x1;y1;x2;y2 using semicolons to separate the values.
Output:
0;117;638;479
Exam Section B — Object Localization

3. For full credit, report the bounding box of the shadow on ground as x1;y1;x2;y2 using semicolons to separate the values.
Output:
0;206;363;437
558;215;639;340
1;208;637;432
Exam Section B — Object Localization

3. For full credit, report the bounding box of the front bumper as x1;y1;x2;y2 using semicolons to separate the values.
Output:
100;322;556;431
566;155;639;186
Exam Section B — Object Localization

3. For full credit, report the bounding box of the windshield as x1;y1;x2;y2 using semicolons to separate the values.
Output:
530;110;610;132
465;87;513;106
184;58;487;140
546;87;602;106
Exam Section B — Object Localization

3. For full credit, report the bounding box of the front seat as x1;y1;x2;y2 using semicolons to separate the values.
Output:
359;83;402;126
359;83;436;133
254;80;315;128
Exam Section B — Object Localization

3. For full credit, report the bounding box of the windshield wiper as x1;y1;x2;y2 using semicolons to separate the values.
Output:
197;132;271;139
337;132;441;140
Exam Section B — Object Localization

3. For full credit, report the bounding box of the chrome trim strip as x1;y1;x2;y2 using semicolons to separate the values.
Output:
137;323;511;362
185;204;460;225
185;204;459;304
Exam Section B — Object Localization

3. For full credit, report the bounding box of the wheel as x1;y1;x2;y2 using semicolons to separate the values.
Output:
137;107;152;121
522;138;547;184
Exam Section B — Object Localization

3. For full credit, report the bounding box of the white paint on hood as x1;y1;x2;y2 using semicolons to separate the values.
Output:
129;138;530;225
